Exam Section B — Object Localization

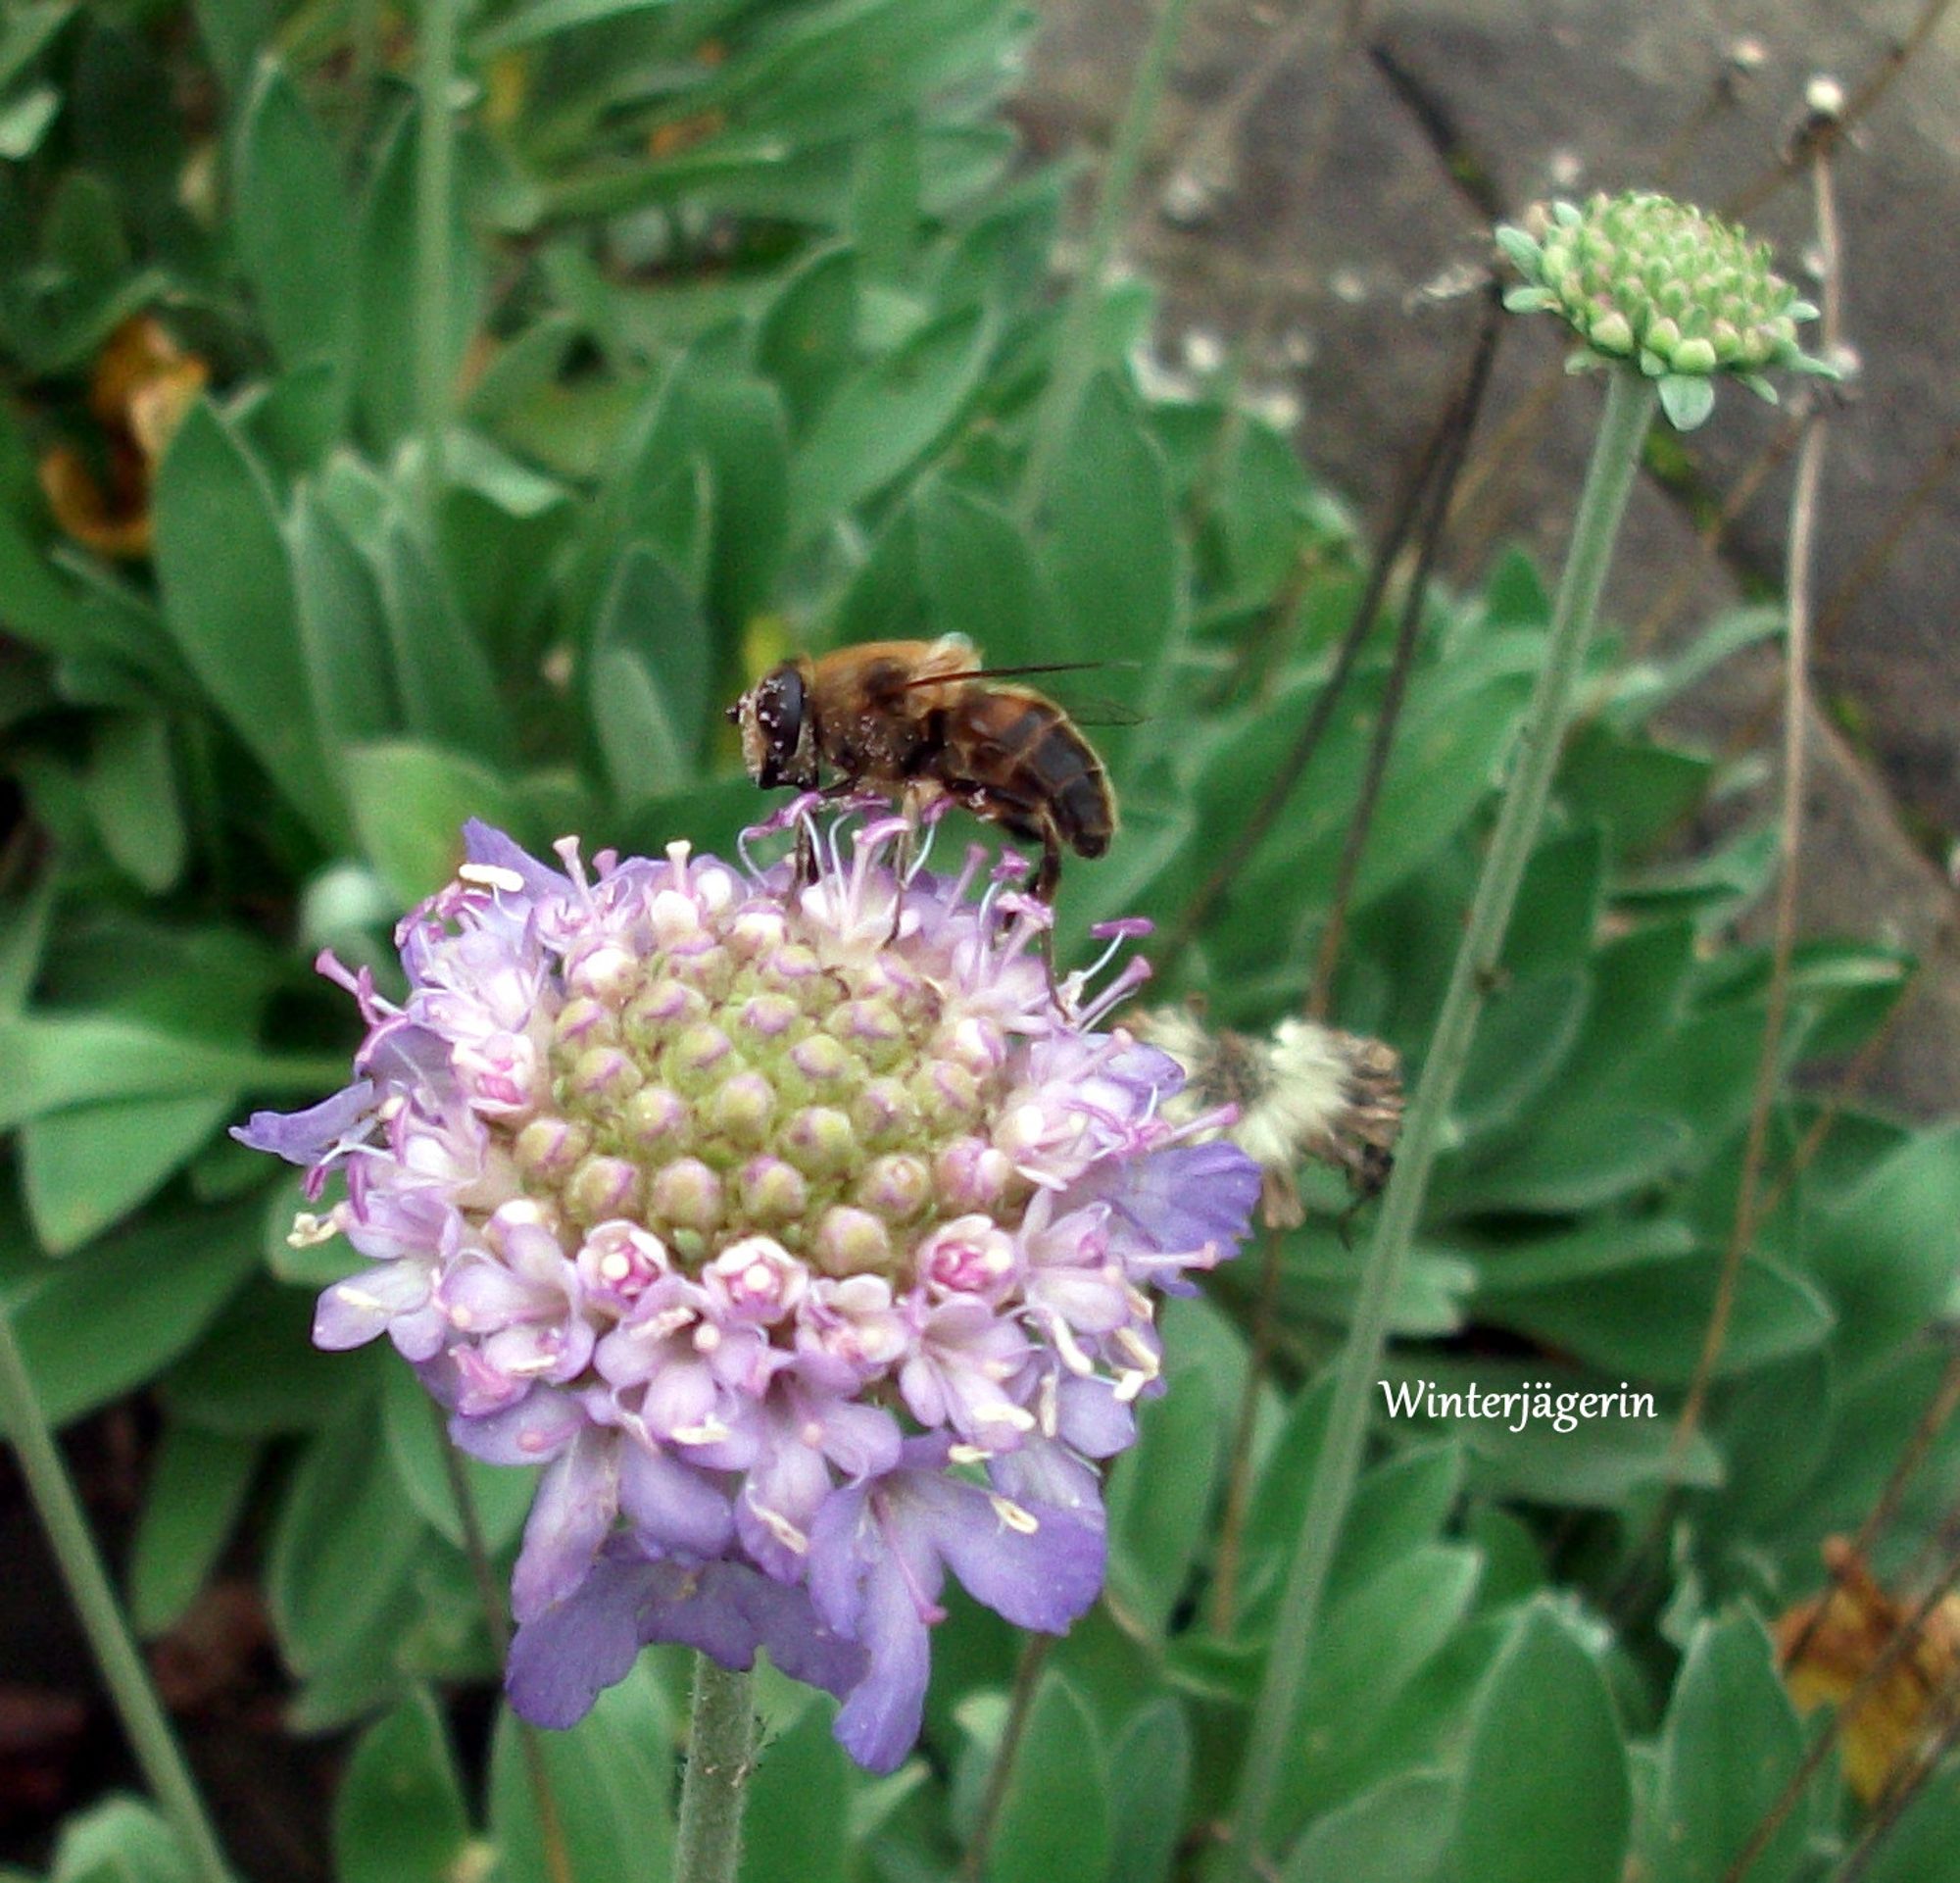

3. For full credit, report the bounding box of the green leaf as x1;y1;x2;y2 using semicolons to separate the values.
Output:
588;546;709;806
333;1689;472;1883
1805;1124;1960;1369
152;401;349;846
0;84;60;160
1456;1216;1696;1291
233;60;355;379
1042;372;1180;732
1480;1253;1834;1384
375;516;514;762
289;485;401;749
128;1422;260;1636
473;0;673;55
48;1796;190;1883
1104;1363;1221;1637
789;305;989;547
1449;1600;1631;1883
1104;1700;1190;1883
79;714;185;892
987;1670;1111;1883
1276;1545;1483;1835
1658;373;1716;431
7;1201;262;1426
488;1670;675;1883
916;476;1057;669
345;740;523;905
1281;1768;1453;1883
756;246;860;430
353;103;482;452
381;1358;537;1555
268;1405;430;1679
746;1699;851;1883
1442;1109;1690;1214
0;1012;335;1130
163;1270;379;1436
21;1092;234;1254
1452;969;1587;1138
1646;1611;1808;1883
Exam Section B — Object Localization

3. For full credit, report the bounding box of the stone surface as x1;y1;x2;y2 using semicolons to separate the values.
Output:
1018;0;1960;1117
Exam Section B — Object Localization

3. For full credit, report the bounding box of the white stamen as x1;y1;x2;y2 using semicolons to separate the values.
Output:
459;863;526;893
990;1496;1039;1535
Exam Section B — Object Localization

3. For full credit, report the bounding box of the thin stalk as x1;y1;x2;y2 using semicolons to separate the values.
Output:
1156;343;1467;980
415;0;460;519
1208;1229;1286;1633
432;1412;571;1883
1669;144;1838;1471
1307;294;1501;1016
959;1632;1054;1882
674;1655;758;1883
1221;367;1657;1880
1016;0;1194;522
0;1309;232;1883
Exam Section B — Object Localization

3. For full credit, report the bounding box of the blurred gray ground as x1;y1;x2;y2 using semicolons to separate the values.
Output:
1018;0;1960;1116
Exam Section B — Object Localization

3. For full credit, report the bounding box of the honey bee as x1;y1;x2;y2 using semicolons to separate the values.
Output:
728;636;1116;901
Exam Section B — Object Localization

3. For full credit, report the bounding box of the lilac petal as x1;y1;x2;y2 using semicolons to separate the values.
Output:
669;1562;866;1702
512;1427;621;1624
312;1260;430;1351
507;1552;652;1728
1081;1141;1260;1257
464;820;568;900
828;1550;932;1774
231;1081;374;1165
808;1484;940;1774
911;1472;1104;1635
1055;1376;1136;1458
450;1388;584;1465
617;1443;734;1557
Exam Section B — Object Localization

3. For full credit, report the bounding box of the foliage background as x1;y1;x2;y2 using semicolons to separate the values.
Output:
1;1;1958;1879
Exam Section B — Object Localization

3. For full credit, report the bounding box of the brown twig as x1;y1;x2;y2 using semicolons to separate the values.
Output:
1813;421;1960;664
1307;291;1502;1016
1724;0;1957;222
1782;1338;1960;1676
1721;1525;1960;1883
1668;138;1838;1473
1834;1659;1960;1881
1156;298;1497;979
1208;1226;1288;1633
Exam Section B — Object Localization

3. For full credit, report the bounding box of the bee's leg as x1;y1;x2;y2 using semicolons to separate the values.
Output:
1033;830;1065;999
792;819;817;886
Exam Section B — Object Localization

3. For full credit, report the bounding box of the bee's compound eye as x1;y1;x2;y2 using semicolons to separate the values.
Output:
748;665;806;785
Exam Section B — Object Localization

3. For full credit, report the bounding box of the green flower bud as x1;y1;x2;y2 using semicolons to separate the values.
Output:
1495;188;1836;428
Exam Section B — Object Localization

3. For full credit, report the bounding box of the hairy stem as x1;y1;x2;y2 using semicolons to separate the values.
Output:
1221;366;1657;1879
674;1656;758;1883
0;1309;232;1882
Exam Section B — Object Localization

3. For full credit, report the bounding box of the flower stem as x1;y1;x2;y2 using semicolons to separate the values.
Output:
0;1307;232;1883
674;1655;758;1883
432;1409;571;1883
414;0;459;519
959;1631;1054;1881
1220;365;1658;1879
1016;0;1193;522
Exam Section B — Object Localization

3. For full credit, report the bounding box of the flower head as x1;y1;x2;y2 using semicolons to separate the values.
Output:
236;811;1257;1770
1496;190;1835;429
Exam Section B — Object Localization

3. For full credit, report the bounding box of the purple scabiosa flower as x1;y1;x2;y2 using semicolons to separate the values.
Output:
236;808;1258;1772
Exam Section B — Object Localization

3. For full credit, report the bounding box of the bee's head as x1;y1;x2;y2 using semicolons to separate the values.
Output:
729;660;813;789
